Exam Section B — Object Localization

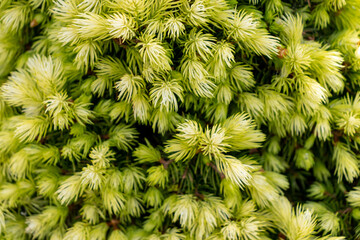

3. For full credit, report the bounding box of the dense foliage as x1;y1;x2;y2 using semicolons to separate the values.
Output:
1;0;360;239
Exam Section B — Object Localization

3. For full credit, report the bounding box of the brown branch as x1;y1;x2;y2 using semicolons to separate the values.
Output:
113;38;126;48
261;55;268;64
101;134;110;140
182;167;189;179
188;172;194;183
159;158;175;170
194;189;205;201
337;207;352;215
196;149;202;154
107;219;120;230
332;130;343;144
30;19;39;28
277;47;288;59
278;232;286;239
249;148;260;154
60;169;71;175
324;191;337;200
206;162;225;179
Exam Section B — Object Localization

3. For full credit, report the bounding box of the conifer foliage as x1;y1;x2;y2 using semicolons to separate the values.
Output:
1;0;360;239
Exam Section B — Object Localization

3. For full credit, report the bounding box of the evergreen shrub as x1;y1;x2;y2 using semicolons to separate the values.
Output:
1;0;360;239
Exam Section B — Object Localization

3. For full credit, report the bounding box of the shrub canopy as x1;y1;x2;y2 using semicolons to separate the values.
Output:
1;0;360;239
